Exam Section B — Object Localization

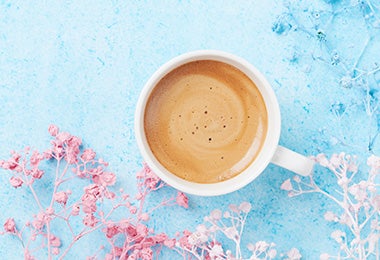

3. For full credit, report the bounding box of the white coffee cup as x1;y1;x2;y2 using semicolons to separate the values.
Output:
135;50;314;196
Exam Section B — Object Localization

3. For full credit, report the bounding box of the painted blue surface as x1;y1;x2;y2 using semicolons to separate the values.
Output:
0;0;379;258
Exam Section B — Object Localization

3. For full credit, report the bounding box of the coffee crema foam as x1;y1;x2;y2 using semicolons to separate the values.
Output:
144;60;268;183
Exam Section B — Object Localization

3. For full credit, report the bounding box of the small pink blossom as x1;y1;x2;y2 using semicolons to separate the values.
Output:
280;179;293;191
49;234;61;247
3;218;16;233
83;214;98;227
98;172;116;187
176;192;189;208
32;169;44;179
25;250;35;260
9;176;23;188
105;224;120;238
126;225;137;237
32;213;46;230
140;213;149;221
164;238;176;248
136;223;149;237
178;230;192;249
54;191;69;205
81;149;96;161
82;197;97;214
129;206;137;214
71;203;80;216
84;184;102;198
48;124;59;136
30;151;42;166
52;247;60;255
140;248;153;260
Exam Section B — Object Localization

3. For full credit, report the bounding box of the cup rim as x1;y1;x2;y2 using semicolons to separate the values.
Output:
135;50;281;196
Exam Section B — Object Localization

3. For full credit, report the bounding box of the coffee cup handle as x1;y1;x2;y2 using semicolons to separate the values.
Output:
271;145;314;176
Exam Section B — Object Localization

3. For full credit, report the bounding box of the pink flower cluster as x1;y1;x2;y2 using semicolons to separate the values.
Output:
0;125;188;259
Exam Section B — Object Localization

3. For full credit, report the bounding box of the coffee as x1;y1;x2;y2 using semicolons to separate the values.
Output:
144;60;268;183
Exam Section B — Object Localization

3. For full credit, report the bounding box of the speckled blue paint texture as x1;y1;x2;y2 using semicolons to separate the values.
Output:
1;0;379;259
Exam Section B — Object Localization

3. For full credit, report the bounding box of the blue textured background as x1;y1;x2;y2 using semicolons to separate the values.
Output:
1;0;379;258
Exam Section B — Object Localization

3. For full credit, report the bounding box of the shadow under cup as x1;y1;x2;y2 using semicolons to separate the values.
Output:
135;51;281;196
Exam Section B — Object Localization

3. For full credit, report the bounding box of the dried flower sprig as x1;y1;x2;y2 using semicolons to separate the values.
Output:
281;153;380;259
172;202;301;260
0;125;188;259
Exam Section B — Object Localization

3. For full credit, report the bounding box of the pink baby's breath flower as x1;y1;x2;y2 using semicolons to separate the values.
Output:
49;234;61;247
126;225;138;237
104;190;116;200
32;169;44;179
83;214;98;227
136;223;149;237
164;239;176;248
9;176;23;188
71;203;80;216
140;213;150;221
178;230;192;249
280;179;293;191
30;151;42;166
56;132;70;145
176;192;189;208
99;172;116;187
81;149;96;161
32;213;46;230
82;198;97;214
54;191;69;205
52;247;60;255
140;247;153;260
129;206;137;214
48;125;59;136
105;224;120;238
84;184;102;198
3;218;16;233
24;250;34;260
